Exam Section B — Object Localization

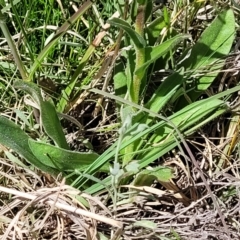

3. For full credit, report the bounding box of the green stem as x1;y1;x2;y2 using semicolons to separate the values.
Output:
126;1;147;163
132;48;145;103
131;2;146;104
0;11;28;81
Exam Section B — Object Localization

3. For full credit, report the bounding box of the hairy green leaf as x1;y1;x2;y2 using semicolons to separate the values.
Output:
178;9;235;92
0;116;58;175
14;81;69;149
108;18;146;49
28;139;104;171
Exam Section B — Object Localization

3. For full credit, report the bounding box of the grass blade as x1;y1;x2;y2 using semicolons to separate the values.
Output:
28;0;92;81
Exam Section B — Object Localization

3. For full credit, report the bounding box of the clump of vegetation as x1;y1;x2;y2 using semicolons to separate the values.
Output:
0;0;240;239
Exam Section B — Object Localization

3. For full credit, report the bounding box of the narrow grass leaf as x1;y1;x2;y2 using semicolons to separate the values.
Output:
80;85;240;193
57;44;96;113
4;151;30;169
1;0;21;13
28;0;92;81
0;11;28;80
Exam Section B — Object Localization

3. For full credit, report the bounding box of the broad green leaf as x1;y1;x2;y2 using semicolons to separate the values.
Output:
108;18;146;49
135;34;190;77
41;101;69;149
28;139;102;171
134;166;173;186
125;49;136;91
114;71;127;101
178;9;235;92
14;81;69;149
147;16;166;38
0;116;58;175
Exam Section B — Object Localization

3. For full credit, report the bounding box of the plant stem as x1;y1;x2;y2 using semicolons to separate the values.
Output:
0;11;28;81
131;2;146;104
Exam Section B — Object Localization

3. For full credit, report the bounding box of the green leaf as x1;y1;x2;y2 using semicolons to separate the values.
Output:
133;220;157;230
41;101;69;149
14;81;69;149
135;34;190;77
108;18;146;49
1;0;21;13
163;6;170;27
145;72;184;114
178;9;235;92
125;49;136;91
138;98;227;168
28;139;102;172
14;80;42;105
98;233;108;240
81;85;240;194
145;0;153;21
4;151;29;169
134;166;173;186
146;15;166;44
57;43;96;113
113;71;127;101
0;116;58;175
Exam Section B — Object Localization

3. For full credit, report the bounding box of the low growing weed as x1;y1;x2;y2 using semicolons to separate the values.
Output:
0;0;239;238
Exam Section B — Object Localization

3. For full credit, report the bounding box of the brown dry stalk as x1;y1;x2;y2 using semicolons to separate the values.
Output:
0;186;123;229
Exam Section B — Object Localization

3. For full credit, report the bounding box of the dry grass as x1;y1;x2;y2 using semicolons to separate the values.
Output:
1;139;240;240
